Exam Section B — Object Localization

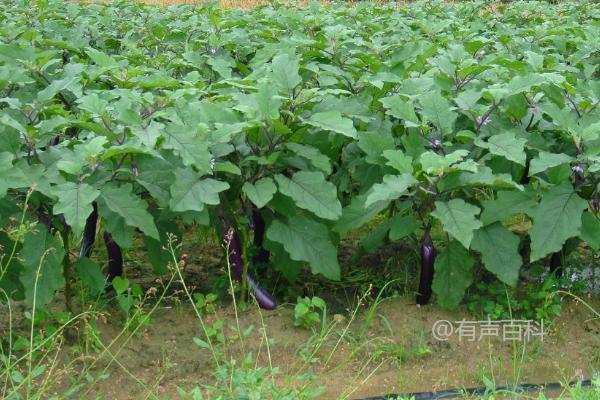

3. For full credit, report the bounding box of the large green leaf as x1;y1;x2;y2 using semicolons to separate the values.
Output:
285;143;332;175
306;111;358;139
266;216;340;280
275;171;342;220
75;257;106;295
480;189;538;224
475;133;527;165
580;212;600;250
163;125;212;174
52;182;99;236
529;183;588;261
365;174;416;208
471;223;522;286
431;199;482;249
242;178;277;208
432;240;474;309
0;152;28;197
19;228;65;308
419;91;457;135
169;168;230;213
99;184;159;240
271;53;301;94
529;151;573;176
379;95;420;127
333;193;389;234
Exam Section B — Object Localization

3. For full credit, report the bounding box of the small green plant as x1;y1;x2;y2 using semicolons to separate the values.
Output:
467;273;562;321
294;296;326;330
193;292;218;315
177;353;323;400
112;277;152;335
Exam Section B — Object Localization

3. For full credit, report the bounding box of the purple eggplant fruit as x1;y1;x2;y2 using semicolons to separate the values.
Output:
79;202;98;258
416;229;436;305
38;208;53;231
221;219;276;310
246;273;277;310
549;250;564;277
103;232;123;283
251;209;270;264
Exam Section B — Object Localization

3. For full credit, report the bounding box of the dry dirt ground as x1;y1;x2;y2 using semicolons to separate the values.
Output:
36;295;599;399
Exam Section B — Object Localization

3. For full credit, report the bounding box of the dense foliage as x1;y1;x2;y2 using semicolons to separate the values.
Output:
0;0;599;311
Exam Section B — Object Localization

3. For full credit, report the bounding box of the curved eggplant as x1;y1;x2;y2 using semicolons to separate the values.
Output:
247;274;277;310
38;208;53;231
103;232;123;283
549;249;564;277
221;219;276;310
416;229;436;305
79;202;98;258
251;209;270;264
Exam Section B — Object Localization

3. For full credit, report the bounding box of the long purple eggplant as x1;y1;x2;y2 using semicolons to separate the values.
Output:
79;202;98;258
251;209;270;264
549;249;564;277
38;208;53;231
103;232;123;283
221;219;276;310
416;229;436;305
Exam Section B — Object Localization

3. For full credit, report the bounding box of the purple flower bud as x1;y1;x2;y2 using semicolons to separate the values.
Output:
210;158;216;170
476;115;491;126
572;164;584;175
428;139;442;149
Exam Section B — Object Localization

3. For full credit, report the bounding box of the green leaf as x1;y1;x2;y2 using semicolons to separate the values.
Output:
169;168;230;213
431;199;482;248
306;111;358;139
432;240;474;309
52;182;100;237
266;217;340;280
99;207;135;249
234;81;283;121
243;178;277;208
365;174;416;208
471;223;522;286
112;276;129;295
389;215;420;241
419;91;457;135
75;257;106;295
475;133;527;165
271;53;302;94
529;183;588;261
285;143;332;175
379;96;420;127
580;212;600;250
382;149;413;174
163;125;212;174
99;184;159;240
420;150;468;175
480;189;538;224
19;228;65;308
529;151;573;176
505;73;547;96
275;171;342;220
357;132;395;164
193;337;211;349
333;193;389;234
0;152;28;196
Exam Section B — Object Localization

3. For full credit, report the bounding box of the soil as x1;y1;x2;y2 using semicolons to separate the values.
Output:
30;295;599;399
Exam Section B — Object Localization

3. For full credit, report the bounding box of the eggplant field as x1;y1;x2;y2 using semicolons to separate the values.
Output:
1;0;600;399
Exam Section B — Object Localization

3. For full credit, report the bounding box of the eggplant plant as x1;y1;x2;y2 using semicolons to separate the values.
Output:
0;0;598;318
